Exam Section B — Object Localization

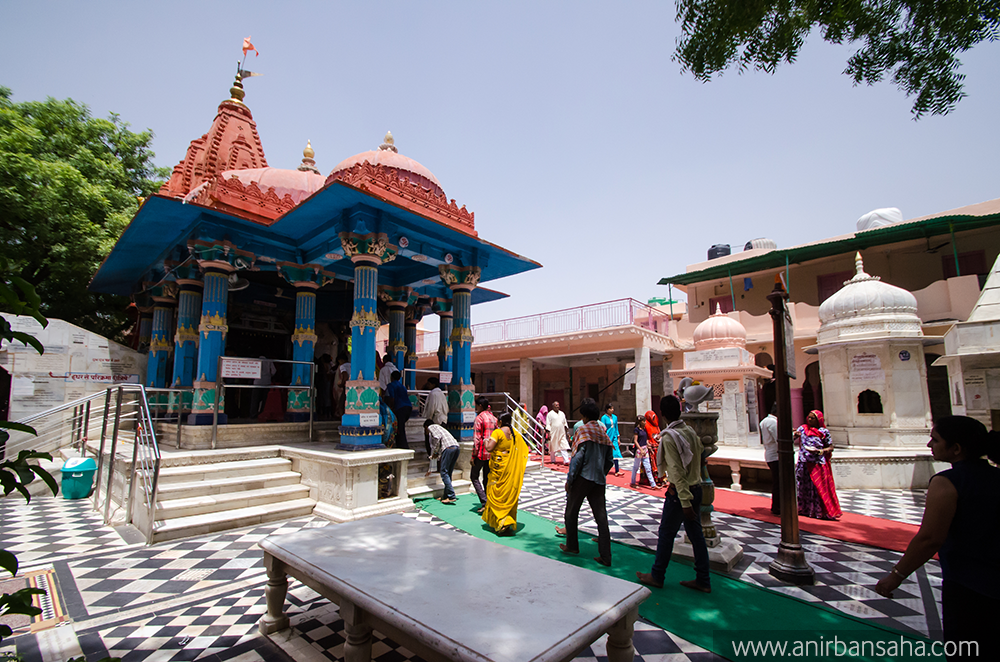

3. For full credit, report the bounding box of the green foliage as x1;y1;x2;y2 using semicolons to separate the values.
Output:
0;268;55;646
0;86;168;340
674;0;1000;117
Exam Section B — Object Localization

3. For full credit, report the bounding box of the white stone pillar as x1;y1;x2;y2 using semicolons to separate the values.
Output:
519;358;534;410
635;346;651;415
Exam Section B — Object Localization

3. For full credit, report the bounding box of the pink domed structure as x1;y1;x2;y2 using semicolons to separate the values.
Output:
671;305;771;449
329;132;444;197
693;305;748;350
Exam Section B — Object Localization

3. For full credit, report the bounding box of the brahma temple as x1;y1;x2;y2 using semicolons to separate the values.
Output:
89;71;540;452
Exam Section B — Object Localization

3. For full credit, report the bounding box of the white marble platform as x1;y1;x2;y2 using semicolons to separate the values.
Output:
259;515;650;662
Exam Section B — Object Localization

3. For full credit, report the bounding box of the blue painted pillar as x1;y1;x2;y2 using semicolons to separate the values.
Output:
188;267;231;425
340;232;399;450
387;303;406;378
146;299;175;389
404;305;422;391
439;265;480;443
287;285;318;422
432;298;453;375
136;308;153;353
171;278;202;415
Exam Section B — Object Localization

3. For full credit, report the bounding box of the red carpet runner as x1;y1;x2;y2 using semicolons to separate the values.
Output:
539;458;920;553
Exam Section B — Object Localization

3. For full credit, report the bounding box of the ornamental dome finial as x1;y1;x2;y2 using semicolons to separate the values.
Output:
229;65;246;104
855;251;865;277
379;131;398;153
297;139;320;174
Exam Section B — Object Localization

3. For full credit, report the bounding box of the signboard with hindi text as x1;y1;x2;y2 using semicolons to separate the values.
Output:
220;358;262;380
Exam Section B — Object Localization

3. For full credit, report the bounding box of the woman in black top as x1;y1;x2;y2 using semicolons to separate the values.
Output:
875;416;1000;661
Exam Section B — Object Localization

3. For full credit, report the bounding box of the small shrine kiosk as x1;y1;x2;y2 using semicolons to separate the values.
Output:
806;254;944;489
89;72;540;451
670;305;771;447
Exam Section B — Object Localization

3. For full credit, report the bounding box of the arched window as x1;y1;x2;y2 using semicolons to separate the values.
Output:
858;389;883;414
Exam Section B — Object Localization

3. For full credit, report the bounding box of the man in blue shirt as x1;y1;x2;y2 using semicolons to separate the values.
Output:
385;371;412;449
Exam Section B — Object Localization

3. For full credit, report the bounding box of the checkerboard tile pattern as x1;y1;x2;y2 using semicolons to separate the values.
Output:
0;495;130;564
2;467;942;662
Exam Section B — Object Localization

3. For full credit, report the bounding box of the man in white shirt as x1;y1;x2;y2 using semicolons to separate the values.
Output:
760;403;779;515
424;419;460;504
422;377;449;425
546;401;570;464
378;353;397;391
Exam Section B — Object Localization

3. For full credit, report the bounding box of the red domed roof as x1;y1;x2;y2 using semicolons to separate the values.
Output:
328;132;444;196
219;167;326;206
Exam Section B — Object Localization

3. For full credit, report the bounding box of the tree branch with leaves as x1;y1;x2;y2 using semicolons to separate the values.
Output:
673;0;1000;117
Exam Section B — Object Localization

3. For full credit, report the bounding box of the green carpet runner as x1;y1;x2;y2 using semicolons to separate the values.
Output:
417;494;941;661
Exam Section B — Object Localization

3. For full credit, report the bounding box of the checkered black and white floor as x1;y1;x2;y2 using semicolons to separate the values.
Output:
0;470;940;662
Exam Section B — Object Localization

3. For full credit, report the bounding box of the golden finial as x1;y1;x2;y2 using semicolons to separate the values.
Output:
855;251;864;275
379;131;398;153
298;139;319;174
229;63;246;104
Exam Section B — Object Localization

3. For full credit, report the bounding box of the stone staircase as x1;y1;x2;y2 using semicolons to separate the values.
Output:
149;451;315;543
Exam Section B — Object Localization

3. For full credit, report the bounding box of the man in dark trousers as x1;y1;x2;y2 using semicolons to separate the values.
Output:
560;397;615;568
637;395;711;593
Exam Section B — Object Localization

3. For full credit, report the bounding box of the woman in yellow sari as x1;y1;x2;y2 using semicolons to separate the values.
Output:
482;412;529;536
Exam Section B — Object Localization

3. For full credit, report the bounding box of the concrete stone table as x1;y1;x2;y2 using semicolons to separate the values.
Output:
259;514;650;662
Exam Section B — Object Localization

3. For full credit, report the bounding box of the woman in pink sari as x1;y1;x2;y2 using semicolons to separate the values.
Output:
794;410;842;520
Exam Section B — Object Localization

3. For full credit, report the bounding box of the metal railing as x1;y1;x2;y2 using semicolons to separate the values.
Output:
478;392;545;456
419;298;671;349
212;356;317;448
9;385;163;544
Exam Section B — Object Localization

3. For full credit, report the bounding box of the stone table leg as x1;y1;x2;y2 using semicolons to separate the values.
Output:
341;598;373;662
605;604;639;662
729;460;742;491
259;554;290;635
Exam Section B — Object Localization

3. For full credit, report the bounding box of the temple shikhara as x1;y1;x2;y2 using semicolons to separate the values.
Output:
89;72;539;454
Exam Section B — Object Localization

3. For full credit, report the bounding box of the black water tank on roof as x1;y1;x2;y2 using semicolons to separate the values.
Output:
708;244;731;260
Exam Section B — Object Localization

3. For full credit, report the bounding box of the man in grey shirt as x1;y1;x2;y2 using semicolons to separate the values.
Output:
760;403;779;515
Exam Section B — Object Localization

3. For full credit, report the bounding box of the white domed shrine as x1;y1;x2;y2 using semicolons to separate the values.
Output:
811;253;934;450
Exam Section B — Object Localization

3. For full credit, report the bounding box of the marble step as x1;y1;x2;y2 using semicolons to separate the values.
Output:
150;497;317;543
154;470;303;499
155;483;312;521
156;457;293;484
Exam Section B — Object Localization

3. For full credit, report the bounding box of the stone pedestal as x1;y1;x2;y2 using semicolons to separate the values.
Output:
287;445;415;522
679;411;744;571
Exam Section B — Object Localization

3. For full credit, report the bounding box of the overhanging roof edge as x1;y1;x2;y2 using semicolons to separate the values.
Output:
659;212;1000;287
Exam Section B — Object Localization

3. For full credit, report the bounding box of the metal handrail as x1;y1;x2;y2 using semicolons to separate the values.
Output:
477;392;545;456
10;383;163;544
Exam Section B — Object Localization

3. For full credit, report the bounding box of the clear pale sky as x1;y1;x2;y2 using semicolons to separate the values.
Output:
3;1;998;330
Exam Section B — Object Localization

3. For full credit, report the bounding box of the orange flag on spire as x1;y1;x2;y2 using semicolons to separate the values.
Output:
242;36;259;57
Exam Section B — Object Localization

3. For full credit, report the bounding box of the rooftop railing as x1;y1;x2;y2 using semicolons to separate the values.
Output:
413;298;670;351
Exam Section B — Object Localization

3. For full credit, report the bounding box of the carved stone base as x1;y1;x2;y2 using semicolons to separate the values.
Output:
673;537;744;572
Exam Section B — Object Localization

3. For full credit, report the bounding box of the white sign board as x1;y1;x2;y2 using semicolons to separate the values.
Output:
462;411;476;424
439;371;452;385
220;358;262;380
359;412;380;427
850;353;884;382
